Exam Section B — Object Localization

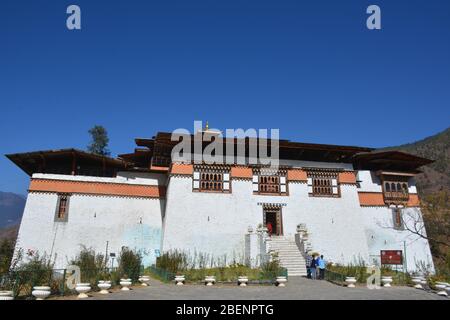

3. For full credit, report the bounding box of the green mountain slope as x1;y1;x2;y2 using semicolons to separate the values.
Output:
383;127;450;195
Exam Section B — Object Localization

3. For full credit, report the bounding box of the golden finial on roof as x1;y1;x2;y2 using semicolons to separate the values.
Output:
205;121;209;131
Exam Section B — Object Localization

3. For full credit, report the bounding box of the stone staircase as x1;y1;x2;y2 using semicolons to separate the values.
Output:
267;236;307;277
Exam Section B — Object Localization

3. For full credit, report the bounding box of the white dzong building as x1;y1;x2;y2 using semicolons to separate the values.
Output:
6;129;435;275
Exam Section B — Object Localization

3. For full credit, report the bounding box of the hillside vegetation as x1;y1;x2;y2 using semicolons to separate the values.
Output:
383;127;450;194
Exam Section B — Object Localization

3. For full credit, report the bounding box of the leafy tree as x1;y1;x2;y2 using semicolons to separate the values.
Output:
87;125;110;156
0;238;15;275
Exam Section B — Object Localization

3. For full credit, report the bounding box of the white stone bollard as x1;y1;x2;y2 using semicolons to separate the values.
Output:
0;291;14;300
175;275;185;286
98;280;111;294
381;276;393;288
120;278;132;291
238;276;249;287
435;282;448;296
32;286;51;300
205;276;216;286
345;277;357;288
275;276;287;287
411;277;423;289
75;283;91;299
139;275;151;286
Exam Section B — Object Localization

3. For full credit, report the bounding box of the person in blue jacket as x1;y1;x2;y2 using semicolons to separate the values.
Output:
317;255;326;280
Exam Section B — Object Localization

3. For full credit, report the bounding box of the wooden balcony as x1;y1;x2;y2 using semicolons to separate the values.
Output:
383;191;409;204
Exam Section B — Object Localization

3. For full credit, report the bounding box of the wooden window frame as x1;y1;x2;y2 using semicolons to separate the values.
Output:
307;170;340;198
54;193;70;222
307;170;341;198
392;208;404;230
192;167;231;193
252;170;288;196
382;179;409;204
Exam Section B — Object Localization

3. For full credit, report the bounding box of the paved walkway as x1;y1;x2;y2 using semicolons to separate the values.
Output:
89;277;447;300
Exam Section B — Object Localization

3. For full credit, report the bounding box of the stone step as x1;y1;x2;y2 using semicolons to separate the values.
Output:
268;238;307;278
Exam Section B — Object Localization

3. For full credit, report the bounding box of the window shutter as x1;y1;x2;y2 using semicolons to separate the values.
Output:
332;186;338;194
280;184;286;193
223;182;230;190
332;179;338;186
253;175;258;183
307;185;313;193
223;173;230;181
253;183;259;192
307;177;313;185
193;171;200;179
280;176;286;184
193;180;199;189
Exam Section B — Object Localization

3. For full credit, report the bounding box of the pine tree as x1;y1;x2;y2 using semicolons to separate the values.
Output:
87;125;110;156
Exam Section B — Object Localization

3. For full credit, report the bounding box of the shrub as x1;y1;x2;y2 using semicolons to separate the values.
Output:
0;238;16;276
260;253;284;280
156;250;189;274
69;246;107;285
12;251;55;298
117;248;142;282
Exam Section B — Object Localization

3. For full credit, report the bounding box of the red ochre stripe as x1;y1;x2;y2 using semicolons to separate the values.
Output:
29;179;165;198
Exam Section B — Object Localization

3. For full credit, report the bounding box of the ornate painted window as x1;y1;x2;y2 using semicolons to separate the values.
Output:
382;178;409;204
252;168;287;195
307;170;339;197
193;166;230;192
55;194;70;222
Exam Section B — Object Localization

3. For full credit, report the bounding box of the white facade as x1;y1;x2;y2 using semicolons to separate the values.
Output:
357;170;434;272
163;175;370;266
15;174;164;268
14;167;435;273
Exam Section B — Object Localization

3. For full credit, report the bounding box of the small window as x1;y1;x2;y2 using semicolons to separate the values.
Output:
193;168;230;192
393;208;403;230
307;171;339;197
252;170;287;195
55;194;70;222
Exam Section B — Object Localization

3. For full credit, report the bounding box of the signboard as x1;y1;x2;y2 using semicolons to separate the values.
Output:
380;250;403;265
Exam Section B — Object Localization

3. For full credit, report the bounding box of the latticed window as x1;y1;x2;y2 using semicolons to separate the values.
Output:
55;194;70;221
193;167;230;192
307;170;339;197
392;208;404;230
383;180;409;203
252;169;287;195
259;176;280;193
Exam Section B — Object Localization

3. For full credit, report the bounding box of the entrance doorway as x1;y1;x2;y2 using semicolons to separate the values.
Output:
264;208;283;236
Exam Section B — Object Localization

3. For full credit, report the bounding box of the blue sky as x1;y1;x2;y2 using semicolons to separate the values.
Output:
1;0;449;194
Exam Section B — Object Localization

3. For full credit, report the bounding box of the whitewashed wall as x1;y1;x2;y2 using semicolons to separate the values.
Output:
361;206;435;273
162;176;370;266
15;174;164;269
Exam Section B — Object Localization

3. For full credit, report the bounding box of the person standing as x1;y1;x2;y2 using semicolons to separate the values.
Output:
318;255;326;280
310;255;317;280
266;222;273;236
305;252;312;279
